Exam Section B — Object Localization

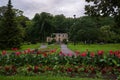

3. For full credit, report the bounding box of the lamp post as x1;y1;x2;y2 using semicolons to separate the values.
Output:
73;14;76;45
73;15;76;19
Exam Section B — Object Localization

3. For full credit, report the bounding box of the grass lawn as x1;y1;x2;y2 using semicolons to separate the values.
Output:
0;43;41;53
47;44;60;49
0;76;103;80
68;43;120;53
20;43;41;50
0;43;60;53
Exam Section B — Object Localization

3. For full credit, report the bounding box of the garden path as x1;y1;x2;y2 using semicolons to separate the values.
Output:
60;44;75;55
40;44;47;49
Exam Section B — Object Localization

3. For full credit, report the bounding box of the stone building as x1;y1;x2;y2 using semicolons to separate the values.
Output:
47;33;68;43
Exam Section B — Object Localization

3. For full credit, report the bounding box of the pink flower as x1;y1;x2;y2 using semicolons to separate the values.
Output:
98;50;104;56
15;52;21;56
24;50;27;54
68;53;73;57
90;52;95;57
2;50;7;55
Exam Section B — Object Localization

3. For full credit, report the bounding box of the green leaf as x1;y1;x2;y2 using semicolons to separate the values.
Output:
112;59;117;65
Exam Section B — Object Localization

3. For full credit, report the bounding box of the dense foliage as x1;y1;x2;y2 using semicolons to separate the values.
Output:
26;12;55;43
28;14;120;43
85;0;120;39
0;0;23;49
69;16;120;43
0;49;120;79
0;0;120;49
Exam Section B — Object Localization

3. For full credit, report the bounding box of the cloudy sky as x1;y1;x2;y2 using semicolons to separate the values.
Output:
0;0;88;19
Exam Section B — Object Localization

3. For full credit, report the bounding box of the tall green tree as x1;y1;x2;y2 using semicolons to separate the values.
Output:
69;16;116;43
85;0;120;42
28;12;55;43
85;0;120;28
52;14;66;32
0;0;23;49
99;25;117;43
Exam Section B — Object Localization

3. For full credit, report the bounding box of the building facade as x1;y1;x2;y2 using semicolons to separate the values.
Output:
47;33;68;43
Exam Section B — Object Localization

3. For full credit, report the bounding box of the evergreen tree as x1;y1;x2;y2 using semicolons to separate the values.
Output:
0;0;22;49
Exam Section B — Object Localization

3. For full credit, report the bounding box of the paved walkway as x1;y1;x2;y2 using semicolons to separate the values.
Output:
60;44;75;55
40;44;47;49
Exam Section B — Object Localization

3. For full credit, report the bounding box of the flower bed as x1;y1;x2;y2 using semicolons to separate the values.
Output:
0;49;120;79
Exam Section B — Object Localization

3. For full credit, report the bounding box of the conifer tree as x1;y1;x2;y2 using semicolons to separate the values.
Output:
0;0;22;49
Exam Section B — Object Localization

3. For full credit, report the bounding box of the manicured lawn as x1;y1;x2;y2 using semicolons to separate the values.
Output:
0;43;41;53
47;44;60;49
0;43;60;53
0;76;103;80
20;43;41;50
68;43;120;53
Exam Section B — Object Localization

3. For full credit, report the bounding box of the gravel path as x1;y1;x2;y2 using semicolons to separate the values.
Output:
60;44;75;55
40;45;47;49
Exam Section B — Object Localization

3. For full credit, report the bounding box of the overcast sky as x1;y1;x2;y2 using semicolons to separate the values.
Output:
0;0;88;19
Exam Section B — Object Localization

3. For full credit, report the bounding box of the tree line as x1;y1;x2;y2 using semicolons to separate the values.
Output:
0;0;120;49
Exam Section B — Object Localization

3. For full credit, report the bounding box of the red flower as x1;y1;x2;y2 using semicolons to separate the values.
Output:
5;66;10;72
90;67;95;73
11;48;18;51
109;50;114;55
114;51;119;56
31;50;35;53
101;68;107;74
24;50;27;54
50;49;56;53
98;50;104;56
37;51;41;54
67;68;73;72
80;52;87;57
116;54;120;58
75;51;80;56
15;52;21;56
2;50;7;55
12;65;17;72
59;51;63;56
63;53;67;56
27;48;31;53
90;52;95;57
59;51;62;54
43;53;47;57
27;67;32;72
34;66;39;73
